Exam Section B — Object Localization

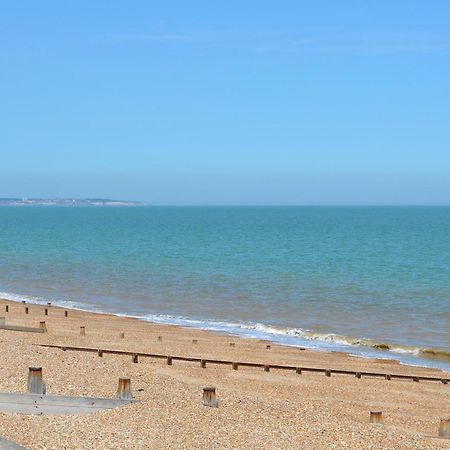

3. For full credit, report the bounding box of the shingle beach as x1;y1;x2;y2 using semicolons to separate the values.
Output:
0;299;449;449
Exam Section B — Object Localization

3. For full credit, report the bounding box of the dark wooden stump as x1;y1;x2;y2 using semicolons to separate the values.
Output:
64;310;68;317
25;307;29;314
296;367;302;375
116;377;132;400
202;386;218;408
264;365;270;372
232;362;238;370
200;359;206;368
325;370;331;377
356;372;362;379
370;411;383;424
27;367;46;394
439;418;450;438
44;308;48;316
132;354;138;363
166;356;172;366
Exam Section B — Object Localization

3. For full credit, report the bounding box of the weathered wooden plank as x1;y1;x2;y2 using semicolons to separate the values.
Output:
203;359;232;366
0;393;135;415
0;436;27;450
0;325;45;334
267;364;298;371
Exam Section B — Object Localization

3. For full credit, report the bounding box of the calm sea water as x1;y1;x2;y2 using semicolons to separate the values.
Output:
0;206;449;369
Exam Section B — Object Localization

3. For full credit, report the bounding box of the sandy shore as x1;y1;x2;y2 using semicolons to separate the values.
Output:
0;298;448;449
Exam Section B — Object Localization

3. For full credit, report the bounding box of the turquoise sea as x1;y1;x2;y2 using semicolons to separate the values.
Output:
0;206;449;370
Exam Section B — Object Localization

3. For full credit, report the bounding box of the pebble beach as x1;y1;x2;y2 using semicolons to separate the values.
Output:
0;298;449;449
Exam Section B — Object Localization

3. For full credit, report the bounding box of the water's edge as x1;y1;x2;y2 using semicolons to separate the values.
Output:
2;290;449;373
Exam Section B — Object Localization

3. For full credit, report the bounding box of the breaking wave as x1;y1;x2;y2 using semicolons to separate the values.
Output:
1;290;449;371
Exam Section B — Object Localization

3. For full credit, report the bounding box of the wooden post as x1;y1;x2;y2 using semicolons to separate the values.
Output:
120;332;125;339
266;345;271;349
98;350;103;357
413;377;419;383
229;342;235;347
232;362;238;370
296;367;302;375
25;307;29;314
116;377;132;400
28;367;46;394
64;310;68;317
385;374;391;381
44;308;48;316
132;354;138;363
167;356;172;366
39;321;47;333
439;418;450;438
202;386;218;408
370;411;383;424
200;359;206;368
80;326;85;336
325;369;331;377
355;372;361;379
192;339;198;344
157;336;162;342
442;379;448;384
264;365;270;372
5;305;8;313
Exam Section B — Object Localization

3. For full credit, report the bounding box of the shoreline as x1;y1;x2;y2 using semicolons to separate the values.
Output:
1;295;449;375
0;297;449;448
1;291;449;372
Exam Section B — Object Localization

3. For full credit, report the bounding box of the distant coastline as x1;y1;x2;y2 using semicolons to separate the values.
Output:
0;198;143;206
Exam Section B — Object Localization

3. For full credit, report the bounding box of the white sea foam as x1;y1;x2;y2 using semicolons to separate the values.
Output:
1;290;449;371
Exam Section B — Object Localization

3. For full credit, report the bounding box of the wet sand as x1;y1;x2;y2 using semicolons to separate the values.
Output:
0;298;449;449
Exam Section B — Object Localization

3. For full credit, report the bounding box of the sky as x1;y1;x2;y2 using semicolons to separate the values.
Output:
1;1;449;205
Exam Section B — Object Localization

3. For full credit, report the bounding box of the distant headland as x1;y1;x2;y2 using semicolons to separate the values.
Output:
0;198;143;206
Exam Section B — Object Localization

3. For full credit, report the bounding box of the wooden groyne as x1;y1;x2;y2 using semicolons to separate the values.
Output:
39;344;449;385
0;324;46;334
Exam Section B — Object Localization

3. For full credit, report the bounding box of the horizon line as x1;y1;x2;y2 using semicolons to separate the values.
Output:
2;203;450;208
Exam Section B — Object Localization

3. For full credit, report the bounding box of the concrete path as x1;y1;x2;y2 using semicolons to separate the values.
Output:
0;437;27;449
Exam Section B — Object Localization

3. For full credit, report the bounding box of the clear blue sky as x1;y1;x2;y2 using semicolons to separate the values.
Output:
1;1;449;205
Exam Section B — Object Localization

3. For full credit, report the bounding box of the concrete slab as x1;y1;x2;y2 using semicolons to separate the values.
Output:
0;325;44;334
0;437;27;449
0;393;135;415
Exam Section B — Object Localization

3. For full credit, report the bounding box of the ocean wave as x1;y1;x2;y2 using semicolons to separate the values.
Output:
0;291;106;314
138;314;450;366
1;290;449;370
